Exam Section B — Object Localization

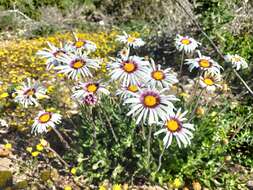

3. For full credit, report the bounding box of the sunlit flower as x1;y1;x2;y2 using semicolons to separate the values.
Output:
32;111;62;134
146;59;178;89
70;33;97;52
36;144;44;151
154;108;194;148
125;87;178;125
15;78;48;108
36;42;67;70
185;52;222;74
224;54;248;70
70;167;77;175
175;34;200;53
26;147;33;153
55;53;100;80
116;31;145;48
72;81;110;99
112;184;122;190
199;72;222;92
116;84;142;99
99;185;107;190
31;151;40;157
0;119;8;127
110;56;150;86
4;143;12;150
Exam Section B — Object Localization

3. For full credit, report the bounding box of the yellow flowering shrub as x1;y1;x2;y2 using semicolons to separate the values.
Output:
0;31;121;131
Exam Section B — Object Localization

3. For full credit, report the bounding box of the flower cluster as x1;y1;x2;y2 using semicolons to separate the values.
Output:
111;32;194;148
0;31;119;131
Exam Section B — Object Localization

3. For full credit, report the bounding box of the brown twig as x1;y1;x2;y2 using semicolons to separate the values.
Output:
46;146;70;167
51;127;70;149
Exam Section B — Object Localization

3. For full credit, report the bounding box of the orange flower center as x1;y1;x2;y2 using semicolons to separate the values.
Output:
166;119;180;132
24;88;36;96
152;71;165;80
122;61;136;73
199;59;211;68
38;112;51;123
203;78;214;86
127;85;138;92
87;84;98;93
181;39;191;45
143;95;159;108
71;60;85;69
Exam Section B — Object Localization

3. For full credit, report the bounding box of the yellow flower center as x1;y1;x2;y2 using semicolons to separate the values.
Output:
71;60;85;69
127;85;138;92
127;36;136;43
38;112;51;123
24;88;36;96
199;59;211;68
143;95;158;108
152;71;165;80
166;119;180;132
123;61;136;73
232;57;241;62
74;41;85;48
87;84;98;93
203;78;214;86
181;38;191;45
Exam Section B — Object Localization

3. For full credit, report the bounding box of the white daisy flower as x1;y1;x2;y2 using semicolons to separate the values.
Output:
175;34;200;53
72;81;110;98
32;111;62;134
116;31;145;48
55;53;100;80
14;78;48;108
199;72;222;93
154;108;194;148
36;42;67;70
109;55;150;86
116;84;142;99
70;33;97;52
124;87;178;125
185;52;223;74
224;54;248;70
146;59;178;89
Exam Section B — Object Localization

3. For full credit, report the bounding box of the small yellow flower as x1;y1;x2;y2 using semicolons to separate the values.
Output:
99;185;107;190
70;167;77;175
173;178;182;188
179;92;189;97
196;107;205;117
0;92;9;99
40;139;49;147
26;147;33;153
31;151;40;157
36;144;44;151
47;85;54;93
112;184;121;190
64;185;72;190
4;143;12;150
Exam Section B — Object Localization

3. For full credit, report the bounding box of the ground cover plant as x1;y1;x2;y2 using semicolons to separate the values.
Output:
0;0;253;190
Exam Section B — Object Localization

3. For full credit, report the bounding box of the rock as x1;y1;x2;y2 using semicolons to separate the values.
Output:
0;170;13;188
